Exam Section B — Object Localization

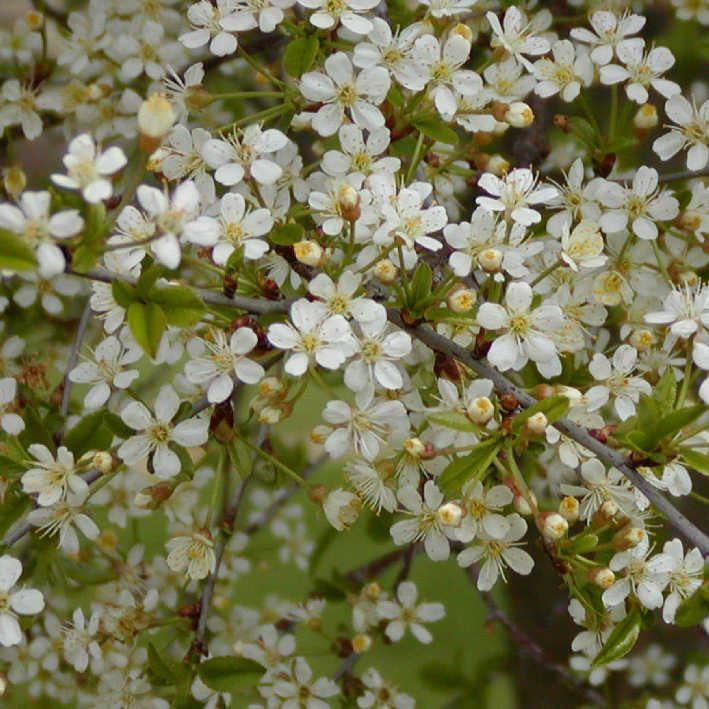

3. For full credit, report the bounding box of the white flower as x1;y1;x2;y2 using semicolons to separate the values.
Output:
180;0;254;57
560;220;606;271
0;377;23;435
322;125;400;178
603;537;673;609
477;281;564;377
323;489;361;530
110;19;183;82
52;134;127;204
477;169;558;227
345;459;397;512
357;668;414;709
653;94;709;172
483;58;536;104
486;7;551;72
232;0;294;33
457;513;534;591
344;316;411;395
298;0;378;34
69;336;141;410
21;444;87;507
0;555;44;647
533;40;593;103
676;665;709;708
163;63;206;122
586;345;651;420
201;124;288;186
239;623;295;668
0;191;83;277
322;392;409;461
267;299;352;376
27;490;100;555
271;657;339;707
166;531;216;580
661;539;703;624
62;608;102;673
185;192;273;264
600;38;680;104
390;480;456;561
136;180;201;269
377;581;445;644
570;10;646;65
0;79;59;140
597;167;679;240
300;52;390;137
456;480;513;543
403;34;482;120
308;270;380;321
661;462;692;497
185;327;264;403
118;385;209;479
645;283;709;339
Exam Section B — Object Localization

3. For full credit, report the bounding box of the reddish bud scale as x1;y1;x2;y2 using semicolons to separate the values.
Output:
499;392;519;411
332;636;353;658
434;352;462;381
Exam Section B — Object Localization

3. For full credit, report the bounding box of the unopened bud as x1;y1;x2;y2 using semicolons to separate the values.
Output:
352;634;372;654
486;154;510;175
451;23;473;42
613;525;646;550
588;567;615;589
323;489;361;531
679;270;699;288
258;376;287;399
373;258;398;283
92;451;114;474
633;103;658;130
541;512;568;540
138;94;175;148
504;102;534;128
436;502;464;527
294;239;324;267
25;10;44;30
513;491;535;516
526;412;548;435
3;166;26;197
592;499;619;526
629;329;655;351
337;183;360;221
477;248;503;273
403;437;426;458
678;209;702;232
310;424;331;445
468;396;494;425
447;286;476;313
258;404;286;424
559;496;579;523
363;581;381;600
492;120;509;135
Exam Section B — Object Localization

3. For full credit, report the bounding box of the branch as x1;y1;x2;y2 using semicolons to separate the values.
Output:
658;167;709;183
464;567;605;706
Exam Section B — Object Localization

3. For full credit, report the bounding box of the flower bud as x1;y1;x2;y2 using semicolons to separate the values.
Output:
588;567;615;589
593;499;619;525
451;23;473;42
678;209;702;231
436;502;464;527
25;10;44;30
559;496;579;523
337;183;361;221
492;120;509;135
403;437;426;458
504;102;534;128
0;674;6;696
629;329;655;351
679;270;698;288
612;525;646;550
477;248;503;273
513;491;535;516
258;376;287;399
526;412;548;435
310;424;331;445
633;103;658;130
447;286;476;313
352;634;372;654
294;239;324;267
323;489;362;531
468;396;494;425
138;94;175;150
3;166;26;197
93;451;114;474
486;154;510;175
373;258;398;283
541;512;568;541
363;581;381;601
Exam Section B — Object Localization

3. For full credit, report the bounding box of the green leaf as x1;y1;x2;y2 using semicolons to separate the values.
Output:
438;438;502;494
653;405;705;442
412;116;459;145
653;368;676;411
0;492;30;540
71;244;100;274
283;36;319;77
565;533;598;554
674;585;709;627
511;396;571;434
112;279;138;308
103;411;134;439
197;657;264;692
63;411;114;457
681;448;709;476
592;610;641;666
127;302;167;358
148;642;183;686
269;223;305;246
136;262;164;299
568;116;598;148
309;526;338;576
0;228;37;272
408;262;433;308
60;557;117;585
0;454;26;477
428;411;477;433
149;285;206;327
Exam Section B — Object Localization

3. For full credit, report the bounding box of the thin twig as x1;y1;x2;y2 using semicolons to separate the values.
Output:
59;300;92;422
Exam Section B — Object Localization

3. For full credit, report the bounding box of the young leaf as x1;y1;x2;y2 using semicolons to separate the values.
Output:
284;37;319;78
148;642;184;686
412;116;459;145
438;438;502;494
63;411;114;457
674;585;709;627
149;285;206;327
197;657;264;692
112;279;138;308
680;448;709;476
127;302;167;359
269;223;305;246
592;610;641;666
511;396;570;434
428;411;477;433
0;228;37;272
